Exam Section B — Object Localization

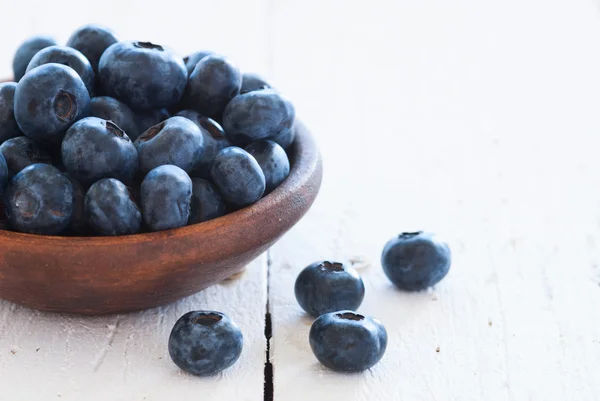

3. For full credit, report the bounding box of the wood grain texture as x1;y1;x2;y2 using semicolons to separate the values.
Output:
0;121;321;314
268;0;600;400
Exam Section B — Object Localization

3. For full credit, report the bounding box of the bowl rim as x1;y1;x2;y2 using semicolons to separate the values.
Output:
0;119;321;246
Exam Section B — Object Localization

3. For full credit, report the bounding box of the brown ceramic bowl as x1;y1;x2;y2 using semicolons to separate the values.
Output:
0;121;322;315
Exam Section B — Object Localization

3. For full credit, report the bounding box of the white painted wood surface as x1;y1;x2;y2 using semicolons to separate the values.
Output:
2;0;600;399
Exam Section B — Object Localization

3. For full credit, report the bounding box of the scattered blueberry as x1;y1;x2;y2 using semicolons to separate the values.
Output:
168;311;243;376
85;178;141;236
309;311;387;372
99;41;187;110
0;82;22;144
294;261;365;317
135;108;170;134
14;63;90;146
381;232;451;291
0;136;52;177
3;163;73;235
183;50;213;75
141;164;192;231
245;140;290;194
26;45;95;94
63;172;86;234
182;55;241;118
61;117;138;186
90;96;139;140
240;73;271;94
0;153;8;196
134;116;204;175
66;25;119;73
12;36;57;81
176;110;230;177
222;89;295;145
210;147;265;208
189;178;226;224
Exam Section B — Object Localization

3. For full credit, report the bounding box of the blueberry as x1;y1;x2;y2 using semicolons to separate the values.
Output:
381;232;451;291
176;110;230;177
85;178;141;236
135;108;170;135
90;96;139;140
0;136;52;177
294;261;365;317
61;117;138;186
63;172;86;234
210;147;265;208
14;63;91;147
141;165;192;231
99;41;187;110
269;121;296;149
222;89;295;145
12;36;57;81
183;50;213;75
0;82;22;144
309;311;387;373
66;25;119;74
168;311;243;376
26;45;95;95
240;73;271;94
245;140;290;194
0;153;8;196
189;178;226;224
134;116;204;175
3;163;73;235
182;55;241;119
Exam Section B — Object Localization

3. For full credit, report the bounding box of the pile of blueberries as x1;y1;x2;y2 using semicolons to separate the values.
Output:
0;25;294;236
169;232;451;376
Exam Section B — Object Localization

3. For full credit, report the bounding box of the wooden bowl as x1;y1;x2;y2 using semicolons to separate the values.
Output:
0;121;322;315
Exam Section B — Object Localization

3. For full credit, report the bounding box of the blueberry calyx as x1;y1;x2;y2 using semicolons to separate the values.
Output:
192;312;223;326
138;121;165;141
105;120;128;139
399;231;423;239
318;261;345;272
133;41;163;51
336;312;364;321
53;90;77;121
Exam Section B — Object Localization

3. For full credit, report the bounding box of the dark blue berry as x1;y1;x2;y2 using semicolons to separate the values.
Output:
61;117;138;186
66;25;119;74
295;261;365;317
222;89;295;146
240;73;271;94
134;116;204;175
0;82;22;144
63;172;86;234
183;50;213;75
189;178;226;224
4;163;73;235
85;178;141;236
381;232;451;291
269;121;296;149
90;96;139;140
0;153;8;196
168;311;243;376
245;140;289;194
309;311;387;372
176;110;230;178
210;147;265;208
135;108;170;135
14;63;91;146
99;41;186;110
141;165;192;231
12;36;57;81
182;55;241;119
0;136;52;177
26;45;95;95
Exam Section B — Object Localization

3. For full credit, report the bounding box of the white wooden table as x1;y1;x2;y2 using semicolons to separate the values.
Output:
1;0;600;399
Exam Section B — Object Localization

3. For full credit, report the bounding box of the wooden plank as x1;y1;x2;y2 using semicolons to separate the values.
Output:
268;0;600;399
